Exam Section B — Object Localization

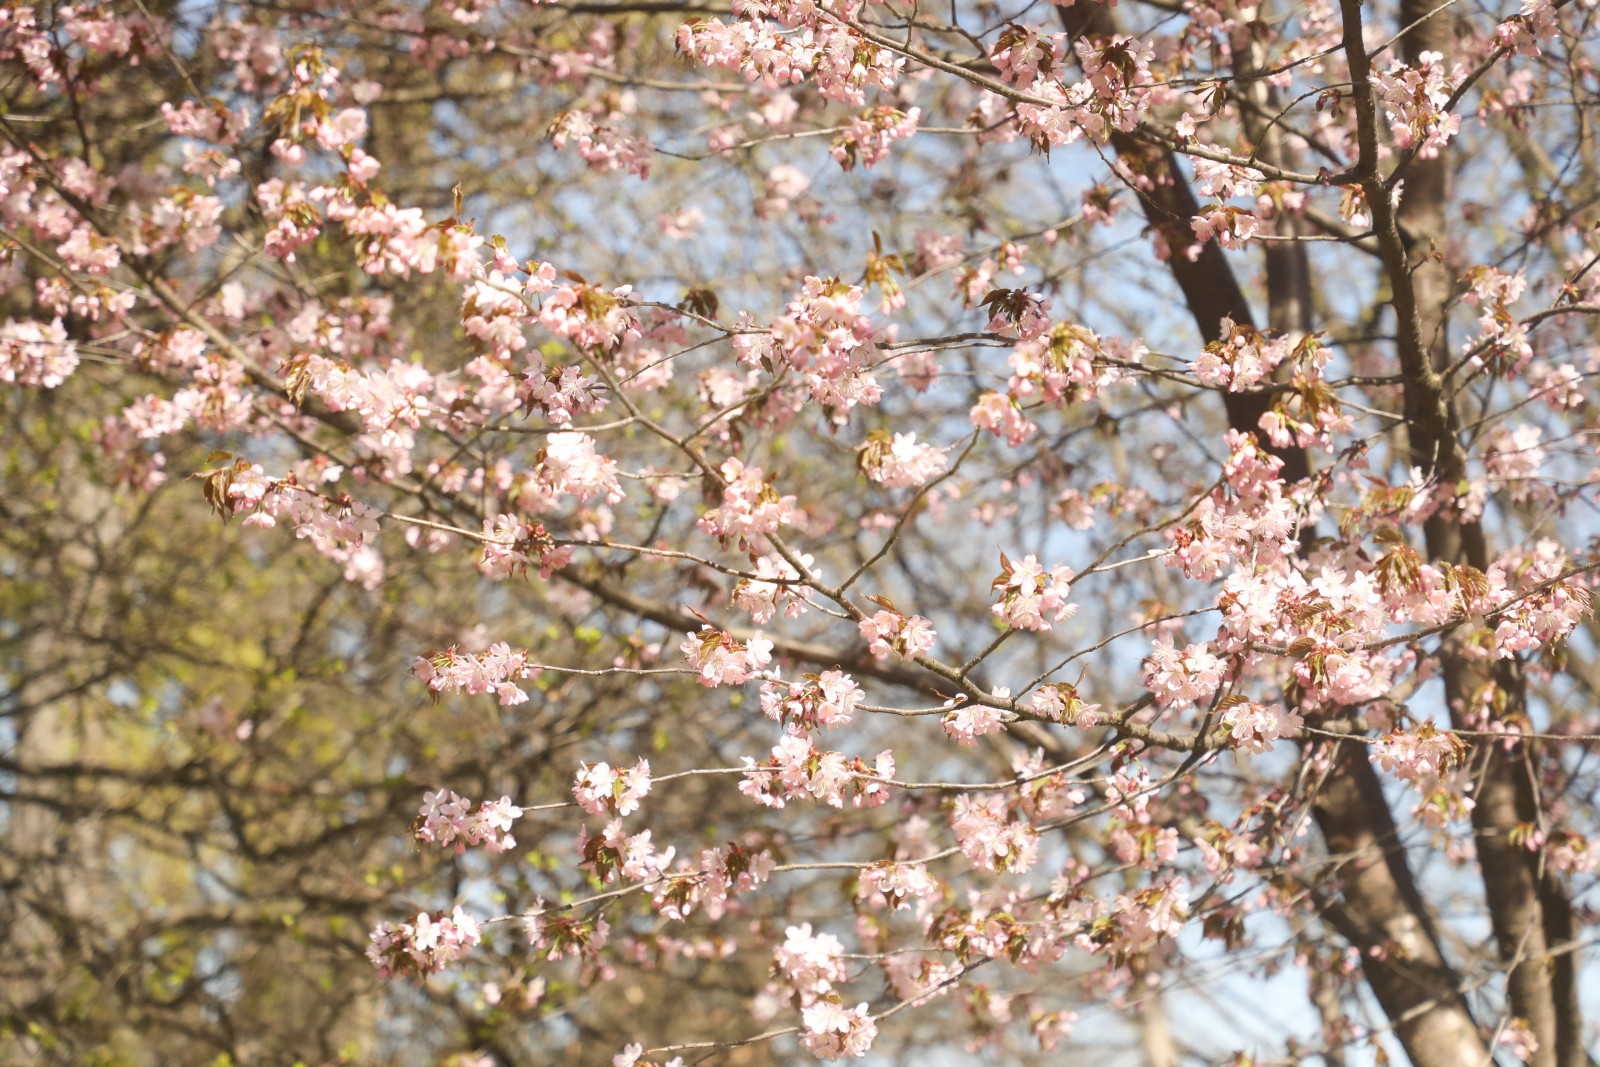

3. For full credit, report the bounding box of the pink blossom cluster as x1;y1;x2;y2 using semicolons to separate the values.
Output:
1189;319;1294;391
293;354;441;451
1371;726;1467;789
1006;320;1130;408
573;758;653;817
748;276;883;413
1220;701;1303;754
578;820;676;883
524;904;612;962
676;11;902;108
1193;823;1267;877
1460;265;1534;376
533;432;625;506
675;16;812;90
367;906;482;977
883;953;964;1003
1143;638;1224;708
759;670;864;732
857;861;941;912
1189;153;1266;200
830;106;920;171
1492;561;1591;657
1371;51;1462;158
331;197;481;280
1495;0;1561;55
161;99;250;144
212;472;387;588
1165;432;1298;581
1258;370;1352;453
1030;684;1102;727
1526;360;1585;411
461;270;536;357
549;108;653;178
698;458;798;549
1485;424;1547;501
1535;830;1597;876
990;26;1067;85
416;789;525;853
941;701;1006;747
680;625;774;687
412;642;537;706
255;178;322;261
0;6;65;89
1109;820;1182;872
1190;205;1262;249
799;1001;878;1060
1093;878;1190;957
1012;748;1089;820
739;734;894;809
0;316;79;388
950;794;1039;872
652;842;777;922
753;163;812;218
478;514;572;580
991;553;1077;632
969;390;1038;446
522;359;609;427
775;922;849;1003
856;431;949;489
1013;35;1156;150
858;608;937;661
734;553;815;624
35;277;136;322
535;278;642;353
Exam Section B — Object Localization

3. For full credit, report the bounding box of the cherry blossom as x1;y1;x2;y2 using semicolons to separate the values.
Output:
416;789;525;853
991;553;1076;632
574;758;653;817
367;906;482;978
857;608;937;662
11;0;1600;1063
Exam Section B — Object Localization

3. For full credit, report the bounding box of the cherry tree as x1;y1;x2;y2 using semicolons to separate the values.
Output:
3;0;1600;1064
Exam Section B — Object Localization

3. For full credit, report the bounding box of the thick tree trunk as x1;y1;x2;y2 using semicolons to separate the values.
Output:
1312;739;1490;1065
1058;5;1496;1062
1391;0;1584;1059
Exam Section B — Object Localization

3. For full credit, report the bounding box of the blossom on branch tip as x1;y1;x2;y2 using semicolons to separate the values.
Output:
416;789;524;853
367;906;481;978
573;758;653;817
680;626;773;687
991;552;1076;632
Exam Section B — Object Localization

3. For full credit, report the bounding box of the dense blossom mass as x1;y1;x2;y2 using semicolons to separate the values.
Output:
4;0;1600;1064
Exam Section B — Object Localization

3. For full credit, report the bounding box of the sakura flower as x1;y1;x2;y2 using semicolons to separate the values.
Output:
680;625;773;687
415;789;524;854
367;905;482;977
573;758;653;817
800;1001;878;1060
775;923;848;1003
858;609;936;661
1143;638;1223;708
991;553;1076;632
969;391;1037;445
856;431;949;489
1221;701;1303;754
941;702;1004;746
